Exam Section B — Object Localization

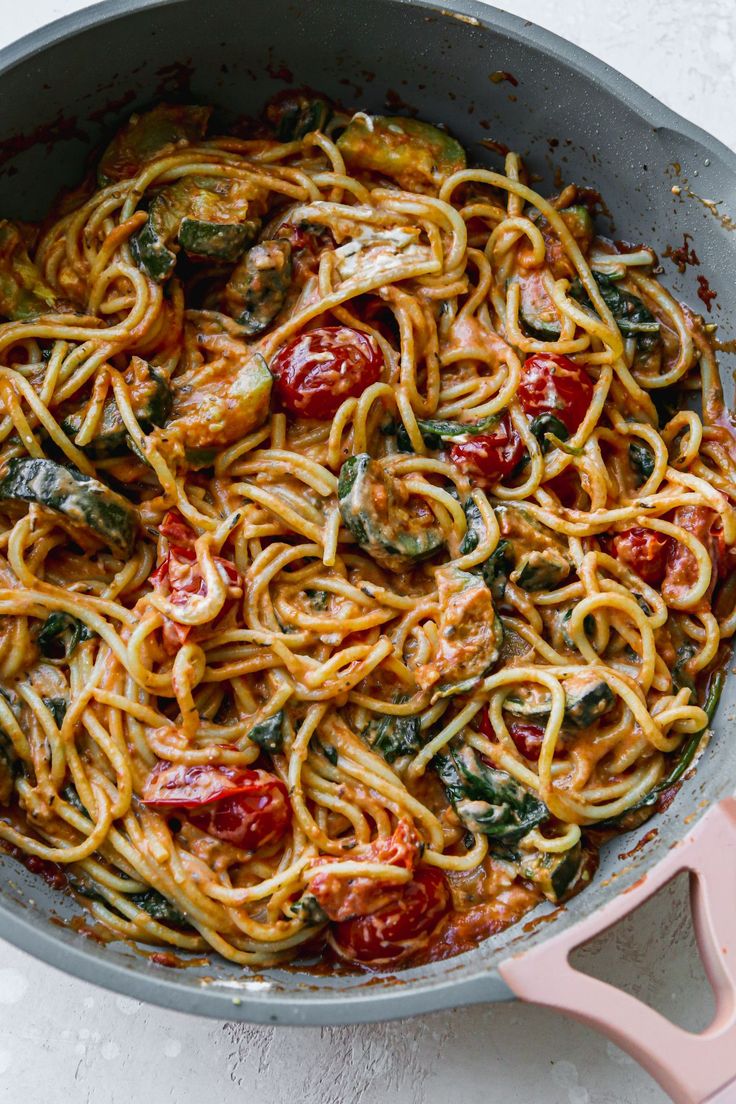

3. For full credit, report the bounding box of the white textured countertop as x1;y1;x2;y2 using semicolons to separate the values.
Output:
0;2;732;1101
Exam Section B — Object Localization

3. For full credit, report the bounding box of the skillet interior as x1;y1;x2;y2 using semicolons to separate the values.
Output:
0;0;735;1023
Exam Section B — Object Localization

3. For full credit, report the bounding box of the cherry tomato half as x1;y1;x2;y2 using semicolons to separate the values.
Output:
449;414;524;486
333;864;450;964
479;706;545;762
270;325;383;419
612;527;670;587
518;353;594;434
142;763;291;852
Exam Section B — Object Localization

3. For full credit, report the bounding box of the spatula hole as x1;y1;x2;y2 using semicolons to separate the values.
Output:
569;870;715;1033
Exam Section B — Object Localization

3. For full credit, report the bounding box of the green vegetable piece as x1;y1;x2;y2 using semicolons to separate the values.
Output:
42;698;68;727
0;458;138;557
563;673;615;728
337;453;445;572
460;500;513;601
570;271;660;340
410;414;500;451
520;841;583;902
0;732;17;804
513;547;571;591
266;91;332;141
529;413;570;454
560;607;594;650
305;589;329;611
98;103;212;185
435;744;547;841
178;217;259;261
515;270;561;338
61;783;88;816
37;612;93;659
132;175;261;280
170;352;273;451
672;640;698;695
505;673;614;729
290;893;328;925
365;713;422;764
629;441;655;486
247;710;284;754
225;239;292;334
129;888;188;927
337;113;466;191
0;220;59;321
63;357;171;458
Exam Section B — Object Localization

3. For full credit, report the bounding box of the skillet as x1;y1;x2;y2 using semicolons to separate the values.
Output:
0;2;735;1098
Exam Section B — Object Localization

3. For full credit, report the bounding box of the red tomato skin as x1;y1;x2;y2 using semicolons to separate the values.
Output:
518;353;594;434
142;764;291;852
270;326;382;419
160;509;197;548
449;415;525;485
333;865;450;964
479;707;545;762
612;527;670;586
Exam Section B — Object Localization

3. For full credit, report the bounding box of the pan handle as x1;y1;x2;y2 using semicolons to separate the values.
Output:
499;796;736;1104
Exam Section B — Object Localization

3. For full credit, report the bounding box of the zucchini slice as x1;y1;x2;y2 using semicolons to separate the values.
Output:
0;458;138;557
514;270;562;339
224;239;292;334
0;221;59;321
132;176;261;281
98;103;211;185
520;841;583;902
505;673;615;729
337;453;445;572
540;204;595;279
512;547;570;592
63;357;171;458
416;565;502;697
169;352;272;451
266;91;332;141
337;113;466;191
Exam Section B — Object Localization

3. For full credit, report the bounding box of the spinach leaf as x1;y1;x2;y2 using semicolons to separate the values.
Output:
130;888;188;927
392;415;500;453
672;641;698;695
316;739;338;766
570;271;660;341
629;441;655;485
61;783;89;817
529;413;569;454
43;697;68;727
435;745;547;841
365;713;422;764
247;710;284;754
37;612;93;659
305;589;329;611
290;893;328;925
460;499;513;601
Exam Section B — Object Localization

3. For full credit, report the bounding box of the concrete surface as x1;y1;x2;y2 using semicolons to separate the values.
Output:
0;1;732;1101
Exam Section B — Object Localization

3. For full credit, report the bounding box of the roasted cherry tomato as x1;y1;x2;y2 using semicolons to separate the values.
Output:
479;706;545;762
518;353;594;434
448;414;524;485
270;325;382;419
612;526;670;587
309;820;421;922
151;511;241;653
142;763;291;851
661;506;732;607
333;864;450;963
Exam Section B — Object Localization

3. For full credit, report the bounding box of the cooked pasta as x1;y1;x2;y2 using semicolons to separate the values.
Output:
0;93;733;969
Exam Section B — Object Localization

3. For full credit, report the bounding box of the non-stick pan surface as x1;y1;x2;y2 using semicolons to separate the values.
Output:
0;0;735;1026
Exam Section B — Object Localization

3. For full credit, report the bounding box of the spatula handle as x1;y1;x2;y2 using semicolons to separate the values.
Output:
500;797;736;1104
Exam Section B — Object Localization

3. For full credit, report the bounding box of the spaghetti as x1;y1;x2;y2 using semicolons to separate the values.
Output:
0;94;733;969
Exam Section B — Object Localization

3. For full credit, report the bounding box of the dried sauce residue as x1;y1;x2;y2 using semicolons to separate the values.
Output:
489;70;518;86
697;274;717;312
479;137;510;157
0;113;88;170
664;232;700;273
618;828;658;861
